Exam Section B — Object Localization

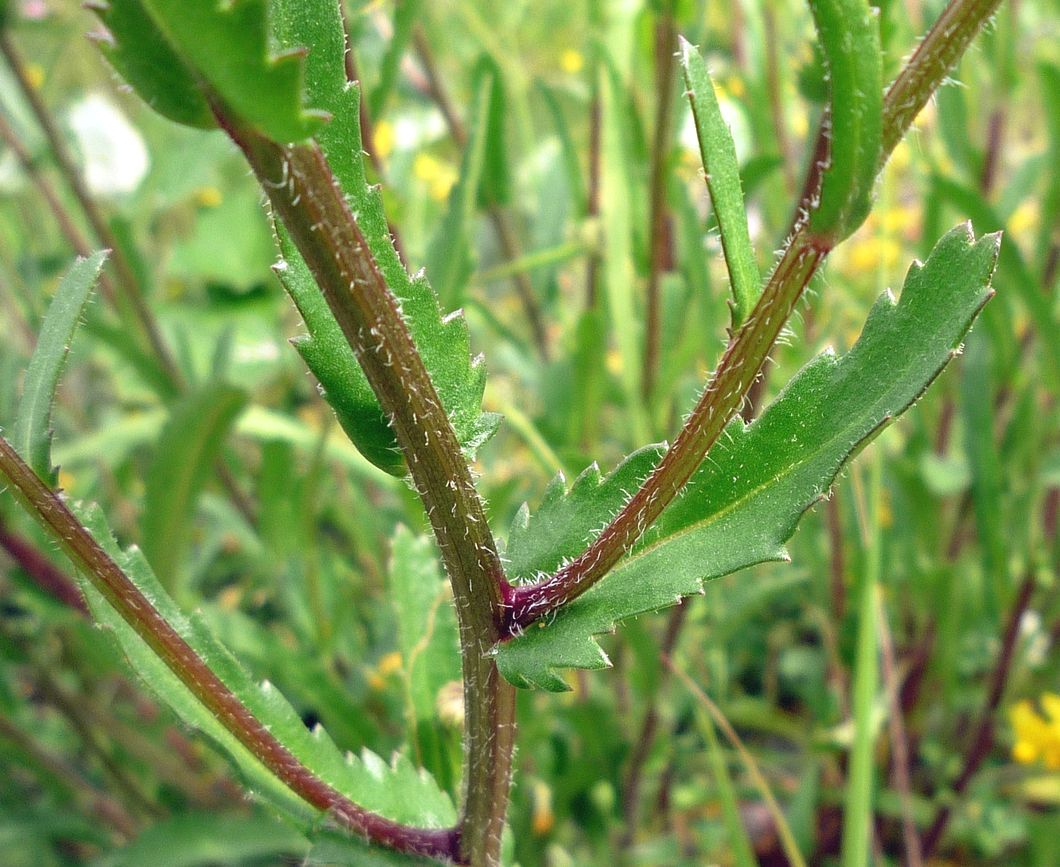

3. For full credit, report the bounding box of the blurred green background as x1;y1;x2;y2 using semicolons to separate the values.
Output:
0;0;1056;864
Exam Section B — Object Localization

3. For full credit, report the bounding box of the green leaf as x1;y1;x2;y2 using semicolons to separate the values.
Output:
388;527;461;724
269;0;499;474
74;503;457;832
368;0;423;120
473;56;512;209
496;225;999;690
424;61;495;307
90;1;215;129
100;811;310;867
806;0;882;240
11;252;107;484
679;38;761;328
140;382;247;592
93;0;327;142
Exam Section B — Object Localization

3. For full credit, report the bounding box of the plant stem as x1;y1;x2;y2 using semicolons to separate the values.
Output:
412;26;551;362
0;436;461;861
876;594;924;867
505;0;1004;633
0;516;88;613
642;4;677;402
881;0;1004;164
218;121;513;865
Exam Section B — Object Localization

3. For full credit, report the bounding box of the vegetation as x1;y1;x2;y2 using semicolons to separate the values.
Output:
0;0;1055;864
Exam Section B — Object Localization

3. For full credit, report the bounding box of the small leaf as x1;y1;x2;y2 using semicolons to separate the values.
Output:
12;252;107;484
140;382;247;592
495;225;999;690
679;38;761;327
269;0;499;472
74;503;457;831
92;0;327;141
806;0;882;240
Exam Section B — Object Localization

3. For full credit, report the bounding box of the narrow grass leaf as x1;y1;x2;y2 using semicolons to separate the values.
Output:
496;226;998;690
140;382;246;593
699;710;758;867
841;458;882;867
425;61;494;307
369;0;423;120
679;38;761;327
12;251;107;484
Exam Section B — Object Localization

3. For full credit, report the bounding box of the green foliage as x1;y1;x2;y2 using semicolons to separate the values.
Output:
11;251;107;483
0;2;1052;865
93;0;327;141
497;226;998;690
75;503;457;832
140;382;247;593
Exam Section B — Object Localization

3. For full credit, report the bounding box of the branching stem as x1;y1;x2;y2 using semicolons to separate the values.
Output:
505;0;1004;634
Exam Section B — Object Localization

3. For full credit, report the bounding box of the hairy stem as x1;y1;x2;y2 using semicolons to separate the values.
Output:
219;120;513;865
505;0;1003;633
0;437;458;860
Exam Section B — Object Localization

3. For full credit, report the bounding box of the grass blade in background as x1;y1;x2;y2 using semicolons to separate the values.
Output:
425;60;495;307
600;52;649;445
140;382;246;594
679;38;761;327
841;455;883;867
11;251;107;484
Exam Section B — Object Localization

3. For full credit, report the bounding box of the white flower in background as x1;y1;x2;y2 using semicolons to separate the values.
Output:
66;93;148;197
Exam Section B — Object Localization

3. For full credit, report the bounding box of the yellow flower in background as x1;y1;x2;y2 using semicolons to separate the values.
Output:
25;63;45;90
1010;694;1060;770
194;186;223;208
1007;201;1038;236
367;650;403;691
847;236;901;274
560;49;584;75
413;152;457;201
373;119;395;160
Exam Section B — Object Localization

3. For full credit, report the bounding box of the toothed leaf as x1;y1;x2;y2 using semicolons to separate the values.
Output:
73;503;457;832
496;226;999;690
269;0;499;473
93;0;327;141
